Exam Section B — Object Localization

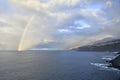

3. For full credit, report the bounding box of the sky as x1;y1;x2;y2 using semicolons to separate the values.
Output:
0;0;120;50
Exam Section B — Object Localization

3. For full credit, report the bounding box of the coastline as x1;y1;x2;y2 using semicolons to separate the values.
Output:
109;52;120;70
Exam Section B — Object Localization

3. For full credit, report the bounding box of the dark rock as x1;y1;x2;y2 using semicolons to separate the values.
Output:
106;60;111;63
110;55;120;69
117;77;120;80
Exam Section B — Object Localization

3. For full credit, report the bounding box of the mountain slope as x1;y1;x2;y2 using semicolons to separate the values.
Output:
75;39;120;51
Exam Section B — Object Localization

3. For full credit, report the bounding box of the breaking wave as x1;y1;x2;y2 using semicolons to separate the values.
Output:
102;55;117;61
91;63;120;72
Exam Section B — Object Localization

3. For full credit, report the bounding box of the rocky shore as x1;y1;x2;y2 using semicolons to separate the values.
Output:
109;52;120;69
73;38;120;70
74;39;120;70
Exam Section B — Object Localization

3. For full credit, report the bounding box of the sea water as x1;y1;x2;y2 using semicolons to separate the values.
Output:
0;51;119;80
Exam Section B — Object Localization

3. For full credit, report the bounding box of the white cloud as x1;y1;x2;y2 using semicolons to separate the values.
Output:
0;0;120;50
58;29;72;33
76;26;91;29
106;1;112;7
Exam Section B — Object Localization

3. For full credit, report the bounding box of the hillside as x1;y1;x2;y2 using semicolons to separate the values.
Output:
75;39;120;69
75;39;120;52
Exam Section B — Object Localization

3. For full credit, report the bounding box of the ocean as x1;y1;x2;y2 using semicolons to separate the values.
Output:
0;50;119;80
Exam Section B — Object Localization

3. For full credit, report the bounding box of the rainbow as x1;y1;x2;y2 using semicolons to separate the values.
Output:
18;15;35;51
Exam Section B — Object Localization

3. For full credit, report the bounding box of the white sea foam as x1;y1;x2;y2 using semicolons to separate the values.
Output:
91;63;109;68
112;52;119;54
102;55;119;61
91;63;120;72
102;56;117;61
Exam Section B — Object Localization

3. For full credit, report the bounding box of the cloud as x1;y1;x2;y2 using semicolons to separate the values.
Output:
0;0;120;50
58;29;73;33
106;1;112;7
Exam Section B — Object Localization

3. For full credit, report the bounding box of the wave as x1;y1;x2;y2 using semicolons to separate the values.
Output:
91;63;120;72
101;55;117;61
